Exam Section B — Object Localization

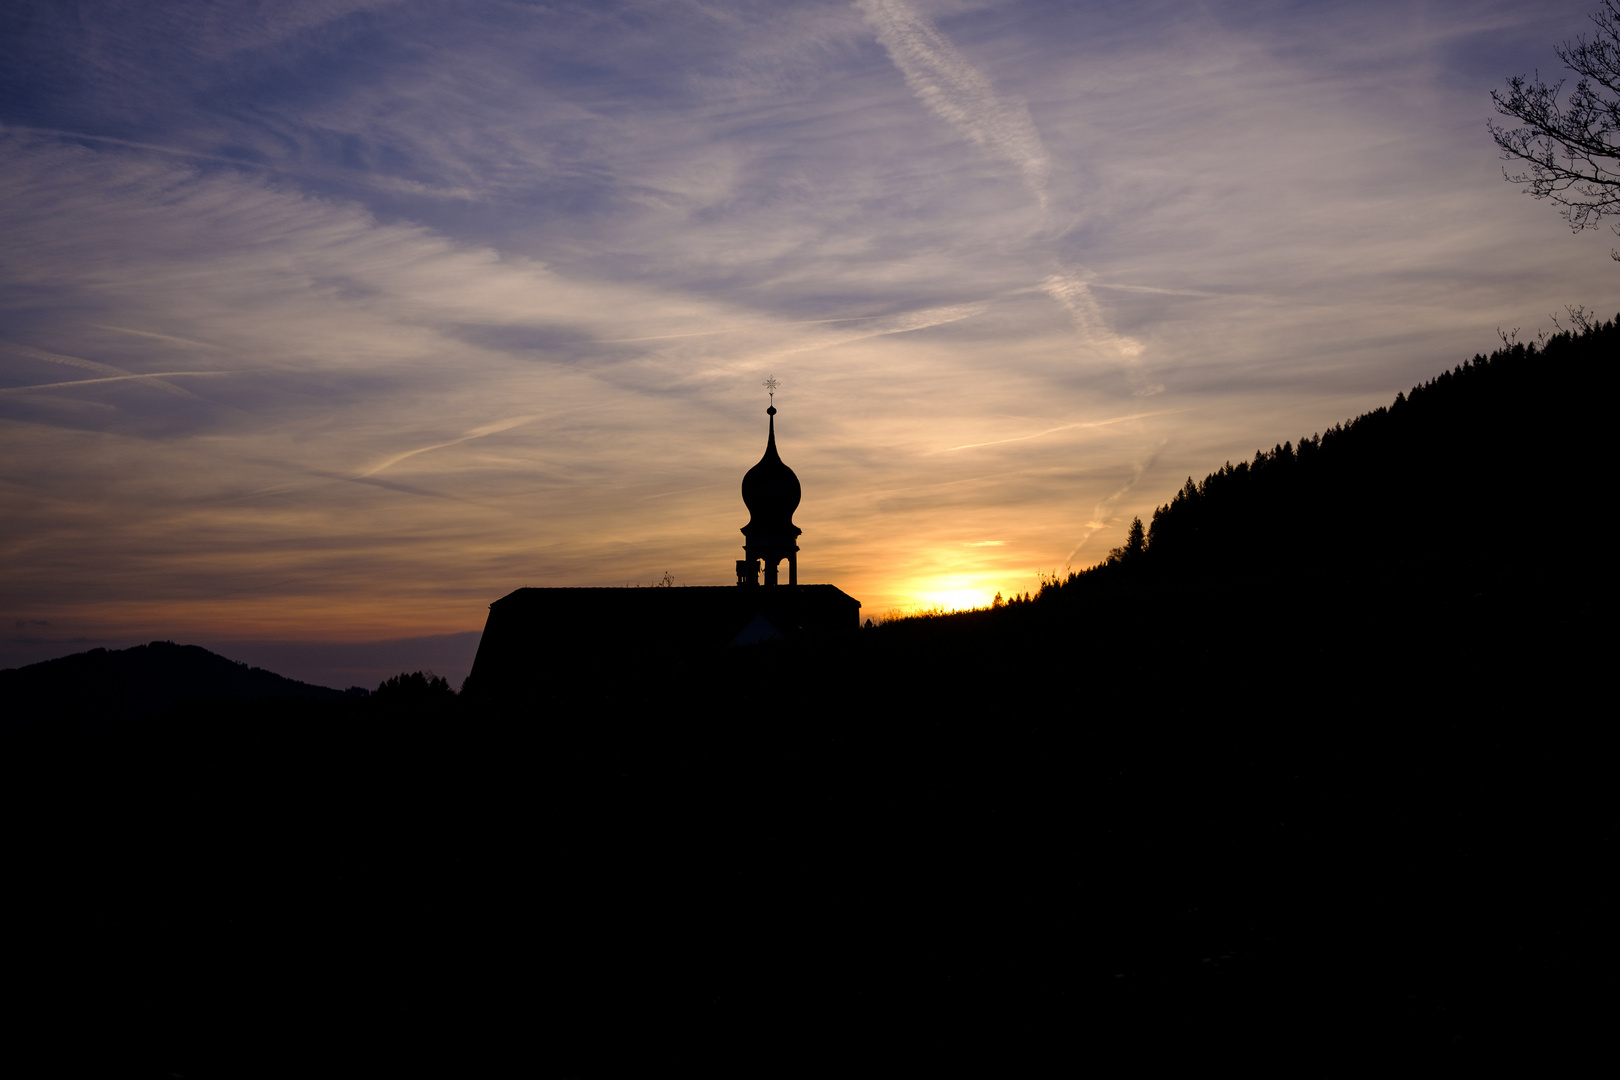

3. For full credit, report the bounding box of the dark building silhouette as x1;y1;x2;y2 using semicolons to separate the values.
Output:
468;401;860;693
737;403;800;587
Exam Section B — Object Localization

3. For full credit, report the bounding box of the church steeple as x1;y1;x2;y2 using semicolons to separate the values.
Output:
737;377;801;586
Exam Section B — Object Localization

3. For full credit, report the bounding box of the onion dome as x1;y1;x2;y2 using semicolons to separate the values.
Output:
741;406;801;538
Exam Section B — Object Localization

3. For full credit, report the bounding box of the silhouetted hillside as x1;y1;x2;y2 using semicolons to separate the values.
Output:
833;315;1613;721
5;321;1611;1079
0;639;356;730
1041;315;1616;613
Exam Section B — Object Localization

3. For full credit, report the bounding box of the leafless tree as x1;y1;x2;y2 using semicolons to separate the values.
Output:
1489;0;1620;259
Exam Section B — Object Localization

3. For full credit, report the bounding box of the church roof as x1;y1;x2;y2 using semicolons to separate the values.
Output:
466;585;861;694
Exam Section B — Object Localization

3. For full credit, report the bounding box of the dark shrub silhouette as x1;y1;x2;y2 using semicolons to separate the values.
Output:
372;669;455;704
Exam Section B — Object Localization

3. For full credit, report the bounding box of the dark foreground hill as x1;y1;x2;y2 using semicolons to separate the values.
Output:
0;639;356;732
5;321;1612;1078
1037;313;1614;626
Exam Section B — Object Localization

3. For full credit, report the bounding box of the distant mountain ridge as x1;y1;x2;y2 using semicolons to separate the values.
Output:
1;640;354;729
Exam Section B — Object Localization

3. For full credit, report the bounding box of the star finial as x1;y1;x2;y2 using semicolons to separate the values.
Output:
763;376;779;400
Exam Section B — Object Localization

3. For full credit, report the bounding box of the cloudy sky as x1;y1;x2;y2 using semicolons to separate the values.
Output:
2;0;1613;685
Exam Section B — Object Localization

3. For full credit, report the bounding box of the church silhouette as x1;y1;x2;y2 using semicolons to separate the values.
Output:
466;396;862;694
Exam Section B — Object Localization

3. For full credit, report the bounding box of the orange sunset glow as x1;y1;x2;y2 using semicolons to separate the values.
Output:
3;0;1614;690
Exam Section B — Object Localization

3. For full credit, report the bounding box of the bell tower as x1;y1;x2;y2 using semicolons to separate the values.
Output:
736;377;801;587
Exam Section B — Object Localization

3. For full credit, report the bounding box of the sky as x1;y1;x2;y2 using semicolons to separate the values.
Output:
2;0;1615;687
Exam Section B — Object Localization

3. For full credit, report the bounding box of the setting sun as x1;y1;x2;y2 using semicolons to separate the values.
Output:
910;581;1000;614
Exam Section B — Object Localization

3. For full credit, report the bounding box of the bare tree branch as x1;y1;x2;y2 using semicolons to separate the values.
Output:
1488;0;1620;259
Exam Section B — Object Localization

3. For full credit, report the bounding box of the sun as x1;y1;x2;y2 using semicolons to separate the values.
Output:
922;589;993;612
912;582;998;613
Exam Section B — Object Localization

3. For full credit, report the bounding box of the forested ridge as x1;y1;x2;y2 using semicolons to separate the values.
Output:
5;318;1611;1079
1033;313;1614;612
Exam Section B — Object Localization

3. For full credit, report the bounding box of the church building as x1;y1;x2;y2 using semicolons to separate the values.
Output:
466;394;862;692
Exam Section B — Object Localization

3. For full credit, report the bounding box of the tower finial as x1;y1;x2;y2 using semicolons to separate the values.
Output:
763;375;778;415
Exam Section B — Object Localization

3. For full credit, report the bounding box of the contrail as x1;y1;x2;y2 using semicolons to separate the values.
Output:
0;340;206;399
854;3;1164;393
1089;284;1221;298
0;372;227;394
358;414;540;477
643;485;716;501
92;325;222;349
1065;443;1166;563
2;123;480;201
1041;273;1144;361
856;0;1050;207
1041;272;1162;395
696;303;985;377
584;306;979;346
941;410;1175;452
776;303;983;355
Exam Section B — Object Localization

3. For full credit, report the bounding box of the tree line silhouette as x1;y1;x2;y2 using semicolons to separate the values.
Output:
4;316;1609;1079
1035;314;1612;619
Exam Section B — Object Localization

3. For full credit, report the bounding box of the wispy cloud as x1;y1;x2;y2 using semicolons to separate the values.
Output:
856;0;1051;207
0;124;484;201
